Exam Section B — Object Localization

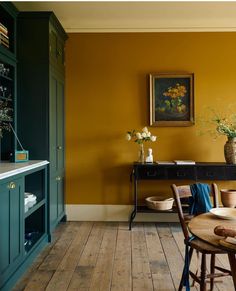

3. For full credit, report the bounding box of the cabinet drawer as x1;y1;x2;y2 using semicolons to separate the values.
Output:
167;167;195;180
225;167;236;180
196;166;226;180
136;167;167;179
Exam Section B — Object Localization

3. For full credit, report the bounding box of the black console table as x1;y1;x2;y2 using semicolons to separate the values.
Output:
129;162;236;230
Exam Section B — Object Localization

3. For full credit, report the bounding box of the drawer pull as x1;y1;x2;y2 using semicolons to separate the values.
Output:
57;146;62;150
177;171;186;177
56;176;61;181
206;172;214;177
147;171;157;177
8;182;16;189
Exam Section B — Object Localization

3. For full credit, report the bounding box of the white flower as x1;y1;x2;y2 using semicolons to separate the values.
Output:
150;135;157;142
126;127;157;145
142;127;148;133
126;133;131;141
142;132;147;138
136;132;142;139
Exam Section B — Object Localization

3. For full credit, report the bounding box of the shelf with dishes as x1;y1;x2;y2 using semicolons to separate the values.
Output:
24;169;47;254
24;194;46;218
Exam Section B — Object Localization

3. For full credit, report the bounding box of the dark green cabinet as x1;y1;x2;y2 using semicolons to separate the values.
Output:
0;177;24;285
17;12;67;233
0;162;49;291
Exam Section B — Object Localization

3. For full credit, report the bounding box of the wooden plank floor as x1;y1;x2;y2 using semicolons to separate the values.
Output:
13;222;234;291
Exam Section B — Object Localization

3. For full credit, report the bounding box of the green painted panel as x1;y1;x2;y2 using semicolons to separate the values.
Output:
0;177;23;288
57;176;64;217
49;25;57;67
49;176;58;227
49;73;57;173
57;79;64;171
0;186;10;276
10;179;23;263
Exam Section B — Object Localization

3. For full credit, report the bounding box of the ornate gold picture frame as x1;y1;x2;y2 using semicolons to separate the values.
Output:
149;73;194;126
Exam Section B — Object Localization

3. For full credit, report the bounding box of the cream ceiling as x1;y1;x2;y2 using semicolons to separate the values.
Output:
13;1;236;33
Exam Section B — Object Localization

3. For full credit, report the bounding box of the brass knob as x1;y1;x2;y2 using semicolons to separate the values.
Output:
8;182;16;189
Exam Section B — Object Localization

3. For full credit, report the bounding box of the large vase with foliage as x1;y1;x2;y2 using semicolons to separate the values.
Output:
214;115;236;164
224;137;236;164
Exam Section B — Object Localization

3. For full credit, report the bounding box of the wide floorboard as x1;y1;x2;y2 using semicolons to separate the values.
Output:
13;222;234;291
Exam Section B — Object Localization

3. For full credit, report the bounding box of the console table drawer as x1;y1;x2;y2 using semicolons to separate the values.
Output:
137;167;167;179
167;167;195;180
225;167;236;180
196;166;226;180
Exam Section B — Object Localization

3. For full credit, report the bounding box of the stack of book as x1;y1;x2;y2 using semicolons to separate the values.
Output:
174;160;196;165
0;23;9;49
156;160;196;165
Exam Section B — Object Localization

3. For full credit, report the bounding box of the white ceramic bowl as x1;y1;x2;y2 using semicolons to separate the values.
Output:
145;197;174;211
210;207;236;220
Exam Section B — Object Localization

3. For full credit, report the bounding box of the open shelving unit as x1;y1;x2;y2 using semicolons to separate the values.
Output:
24;169;47;254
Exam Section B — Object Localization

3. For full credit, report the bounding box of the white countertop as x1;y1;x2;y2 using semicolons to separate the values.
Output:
0;160;49;180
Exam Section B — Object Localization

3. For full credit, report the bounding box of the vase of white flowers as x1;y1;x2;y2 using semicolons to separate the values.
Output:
126;127;157;163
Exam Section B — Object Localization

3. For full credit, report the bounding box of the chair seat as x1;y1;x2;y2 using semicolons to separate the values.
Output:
190;237;226;254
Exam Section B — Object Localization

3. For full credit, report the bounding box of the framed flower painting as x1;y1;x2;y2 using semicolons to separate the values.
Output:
149;73;194;126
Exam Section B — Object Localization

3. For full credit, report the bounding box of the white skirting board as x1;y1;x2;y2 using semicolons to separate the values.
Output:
66;204;179;222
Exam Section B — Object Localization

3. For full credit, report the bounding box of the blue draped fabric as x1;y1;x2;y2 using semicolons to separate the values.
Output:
189;183;212;215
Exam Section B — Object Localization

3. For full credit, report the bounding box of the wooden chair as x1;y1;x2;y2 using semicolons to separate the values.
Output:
171;183;231;291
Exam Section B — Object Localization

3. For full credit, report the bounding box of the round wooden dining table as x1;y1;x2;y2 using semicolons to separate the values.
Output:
188;212;236;288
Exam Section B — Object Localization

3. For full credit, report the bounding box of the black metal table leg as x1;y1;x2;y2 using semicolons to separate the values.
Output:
129;170;137;230
129;208;137;230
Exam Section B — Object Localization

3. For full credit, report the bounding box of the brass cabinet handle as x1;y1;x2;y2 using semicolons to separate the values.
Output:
56;176;61;181
57;146;62;150
8;182;16;189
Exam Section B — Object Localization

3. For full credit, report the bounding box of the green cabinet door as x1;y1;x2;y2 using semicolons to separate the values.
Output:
49;69;65;231
56;77;65;171
49;174;64;230
57;174;64;219
49;70;65;174
49;175;58;229
0;177;24;287
49;72;57;174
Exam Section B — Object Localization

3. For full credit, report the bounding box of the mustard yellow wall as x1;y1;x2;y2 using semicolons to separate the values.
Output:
65;32;236;205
